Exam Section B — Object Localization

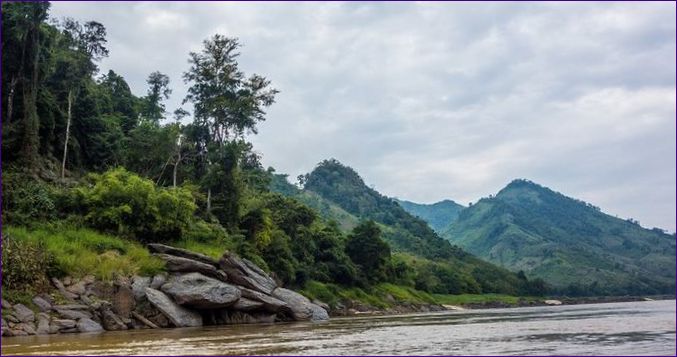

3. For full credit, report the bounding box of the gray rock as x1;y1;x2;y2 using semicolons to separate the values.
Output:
77;318;104;333
82;275;96;284
10;329;28;336
52;319;77;330
161;272;240;309
155;254;228;282
55;308;92;320
2;298;12;309
239;286;288;312
60;327;79;333
219;252;277;295
101;309;127;331
313;299;331;313
53;304;90;310
272;288;329;321
132;276;152;300
52;278;78;301
150;274;167;289
16;322;37;335
63;276;72;286
5;313;20;323
13;304;35;323
145;288;202;327
36;313;51;335
231;297;265;311
66;280;87;295
148;243;219;267
32;296;52;312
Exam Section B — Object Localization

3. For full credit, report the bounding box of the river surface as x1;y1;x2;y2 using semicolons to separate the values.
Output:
2;300;675;356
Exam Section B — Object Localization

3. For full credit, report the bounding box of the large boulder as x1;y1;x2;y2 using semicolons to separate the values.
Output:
13;304;35;323
155;254;228;282
55;308;92;320
32;296;52;312
131;276;152;300
145;288;202;327
217;310;276;325
36;313;51;335
219;252;277;295
148;244;220;267
231;298;264;312
51;319;76;330
272;288;329;321
239;287;288;312
77;318;104;333
161;273;241;309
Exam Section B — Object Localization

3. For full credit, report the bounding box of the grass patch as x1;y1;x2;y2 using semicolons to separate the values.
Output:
172;239;231;260
4;225;164;281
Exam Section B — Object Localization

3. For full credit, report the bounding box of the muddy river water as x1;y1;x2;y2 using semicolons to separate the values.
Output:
2;300;675;355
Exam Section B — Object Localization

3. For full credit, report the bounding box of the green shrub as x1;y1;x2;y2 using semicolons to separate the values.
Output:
2;233;55;292
72;167;197;241
2;172;58;225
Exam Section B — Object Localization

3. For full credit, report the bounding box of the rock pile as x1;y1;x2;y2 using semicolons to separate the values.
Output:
1;245;328;337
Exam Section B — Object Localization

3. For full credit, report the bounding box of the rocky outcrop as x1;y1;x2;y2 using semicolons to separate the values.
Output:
145;288;203;327
272;288;328;321
148;244;219;267
155;254;228;282
161;272;241;308
219;252;277;295
3;245;330;338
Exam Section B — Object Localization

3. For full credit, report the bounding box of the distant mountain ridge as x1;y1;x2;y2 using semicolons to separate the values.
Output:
396;199;465;233
442;179;676;295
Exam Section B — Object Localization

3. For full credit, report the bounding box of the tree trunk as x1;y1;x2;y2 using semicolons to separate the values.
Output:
207;188;212;212
172;151;180;188
6;77;18;123
61;90;73;180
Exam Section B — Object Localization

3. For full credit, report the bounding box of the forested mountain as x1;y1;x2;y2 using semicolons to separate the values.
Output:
276;160;547;295
443;179;676;296
396;199;464;233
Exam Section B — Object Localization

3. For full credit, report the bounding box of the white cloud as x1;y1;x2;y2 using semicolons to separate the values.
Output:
50;1;676;231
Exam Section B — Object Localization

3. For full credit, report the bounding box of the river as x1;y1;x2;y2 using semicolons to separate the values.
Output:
2;300;675;356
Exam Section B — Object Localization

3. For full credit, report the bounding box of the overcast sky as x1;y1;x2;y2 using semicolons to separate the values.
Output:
51;1;676;232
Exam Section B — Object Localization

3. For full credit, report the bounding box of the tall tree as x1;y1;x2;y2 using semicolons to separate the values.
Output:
182;35;277;219
142;71;171;123
56;19;108;178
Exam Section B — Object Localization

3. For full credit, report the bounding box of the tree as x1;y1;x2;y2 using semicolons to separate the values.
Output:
56;19;108;178
182;34;278;216
142;71;171;123
345;220;391;284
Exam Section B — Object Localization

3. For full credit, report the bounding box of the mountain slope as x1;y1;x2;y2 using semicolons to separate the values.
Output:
292;159;546;296
396;199;464;233
443;179;676;295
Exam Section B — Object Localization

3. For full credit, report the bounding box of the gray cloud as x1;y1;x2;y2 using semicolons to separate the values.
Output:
50;1;676;231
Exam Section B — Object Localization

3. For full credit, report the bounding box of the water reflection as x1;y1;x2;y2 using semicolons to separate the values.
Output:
3;300;675;356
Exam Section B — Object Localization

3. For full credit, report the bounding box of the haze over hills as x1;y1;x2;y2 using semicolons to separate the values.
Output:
440;179;676;295
395;199;464;234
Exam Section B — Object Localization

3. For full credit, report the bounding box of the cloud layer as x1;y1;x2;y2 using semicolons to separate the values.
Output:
51;1;676;231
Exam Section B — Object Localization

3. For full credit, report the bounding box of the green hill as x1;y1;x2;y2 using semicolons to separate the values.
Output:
396;199;465;233
281;159;548;296
443;179;676;296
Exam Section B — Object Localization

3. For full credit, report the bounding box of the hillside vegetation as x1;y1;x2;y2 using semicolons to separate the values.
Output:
443;179;676;296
